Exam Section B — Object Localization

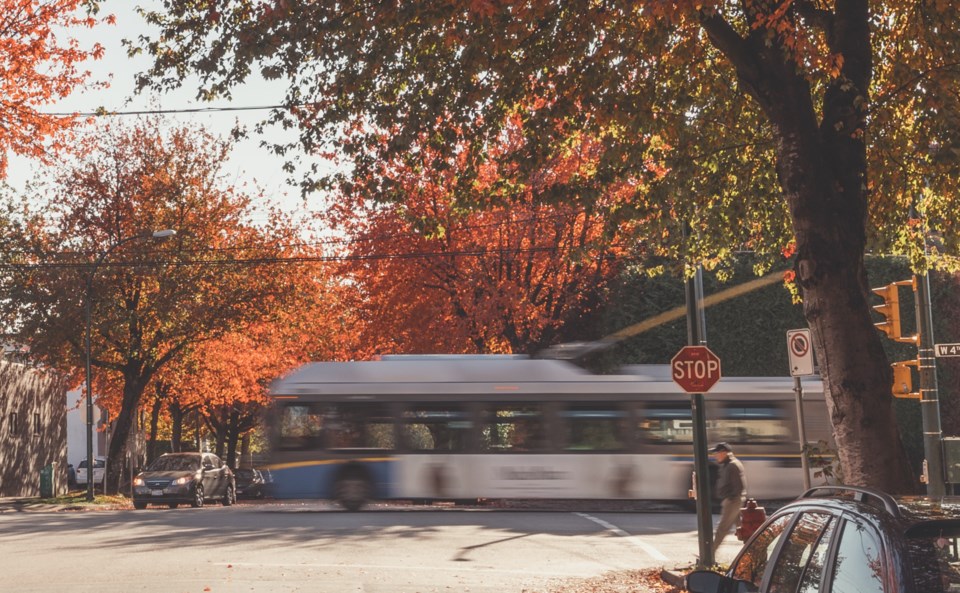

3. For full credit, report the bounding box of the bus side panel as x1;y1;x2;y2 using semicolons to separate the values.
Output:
267;458;396;499
267;462;340;499
396;454;693;500
739;456;810;498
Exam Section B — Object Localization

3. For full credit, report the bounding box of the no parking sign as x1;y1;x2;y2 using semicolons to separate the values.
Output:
787;328;815;376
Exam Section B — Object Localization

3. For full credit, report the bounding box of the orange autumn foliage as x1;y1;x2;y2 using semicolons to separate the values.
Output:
149;265;361;465
0;1;109;176
326;131;644;356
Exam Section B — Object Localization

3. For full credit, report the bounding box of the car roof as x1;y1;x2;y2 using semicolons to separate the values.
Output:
780;486;960;534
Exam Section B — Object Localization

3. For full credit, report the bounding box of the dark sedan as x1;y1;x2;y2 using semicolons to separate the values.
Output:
234;468;266;499
132;452;236;509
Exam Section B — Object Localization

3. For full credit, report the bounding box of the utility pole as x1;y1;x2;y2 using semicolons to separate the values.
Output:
911;195;945;495
915;270;946;495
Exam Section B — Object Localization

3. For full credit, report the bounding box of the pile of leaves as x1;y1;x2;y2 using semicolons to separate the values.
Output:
533;568;685;593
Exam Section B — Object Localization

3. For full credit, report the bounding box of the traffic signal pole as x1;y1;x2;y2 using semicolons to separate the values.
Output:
872;272;946;495
685;266;714;567
914;273;946;496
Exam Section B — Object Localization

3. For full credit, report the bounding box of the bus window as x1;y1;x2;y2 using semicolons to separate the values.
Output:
561;406;626;451
278;404;324;450
480;405;546;452
326;404;396;450
401;406;472;452
637;405;693;444
709;403;791;444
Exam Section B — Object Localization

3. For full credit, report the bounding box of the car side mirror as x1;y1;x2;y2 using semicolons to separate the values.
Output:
685;570;753;593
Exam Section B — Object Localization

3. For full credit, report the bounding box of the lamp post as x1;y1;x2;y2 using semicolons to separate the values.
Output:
85;229;176;501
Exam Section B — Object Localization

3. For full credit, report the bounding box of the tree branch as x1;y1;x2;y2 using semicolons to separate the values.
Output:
697;10;761;94
795;0;834;40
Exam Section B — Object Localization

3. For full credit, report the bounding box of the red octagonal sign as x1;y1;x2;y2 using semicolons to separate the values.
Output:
671;345;722;393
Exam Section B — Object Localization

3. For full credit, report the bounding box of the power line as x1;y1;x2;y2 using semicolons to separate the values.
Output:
46;104;293;118
0;209;603;259
0;243;637;271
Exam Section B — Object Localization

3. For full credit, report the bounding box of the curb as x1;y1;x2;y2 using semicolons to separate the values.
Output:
660;568;686;589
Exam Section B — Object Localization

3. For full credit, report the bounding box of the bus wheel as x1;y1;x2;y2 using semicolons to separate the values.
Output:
334;471;371;511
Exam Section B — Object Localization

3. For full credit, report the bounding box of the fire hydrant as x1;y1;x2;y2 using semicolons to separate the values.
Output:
736;498;766;541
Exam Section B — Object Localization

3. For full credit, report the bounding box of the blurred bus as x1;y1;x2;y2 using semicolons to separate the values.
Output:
264;354;831;510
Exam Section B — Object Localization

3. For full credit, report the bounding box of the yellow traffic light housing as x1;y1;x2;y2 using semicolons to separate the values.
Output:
871;279;918;344
891;360;920;399
872;283;902;339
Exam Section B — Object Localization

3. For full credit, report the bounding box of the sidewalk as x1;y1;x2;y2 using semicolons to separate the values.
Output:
0;492;129;513
0;497;71;513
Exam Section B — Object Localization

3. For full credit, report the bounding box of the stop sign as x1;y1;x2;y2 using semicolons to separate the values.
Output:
671;345;722;393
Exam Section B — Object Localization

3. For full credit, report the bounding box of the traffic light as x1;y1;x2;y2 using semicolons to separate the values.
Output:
872;283;902;339
891;360;920;399
871;279;918;345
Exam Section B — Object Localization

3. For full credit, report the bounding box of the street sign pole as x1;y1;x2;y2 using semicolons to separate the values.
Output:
915;273;945;496
787;329;814;491
685;269;714;568
793;377;812;491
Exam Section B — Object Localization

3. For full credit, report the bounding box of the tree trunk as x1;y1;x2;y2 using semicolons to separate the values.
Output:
240;433;251;468
701;5;917;493
226;408;240;469
169;401;184;453
106;374;149;494
147;396;162;465
777;128;917;493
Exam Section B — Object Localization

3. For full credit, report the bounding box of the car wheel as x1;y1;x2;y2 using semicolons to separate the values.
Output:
334;471;371;512
133;501;147;510
222;483;235;506
191;484;205;508
168;503;179;509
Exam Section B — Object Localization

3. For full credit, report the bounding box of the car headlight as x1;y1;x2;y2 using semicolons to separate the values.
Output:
133;477;144;486
171;476;192;486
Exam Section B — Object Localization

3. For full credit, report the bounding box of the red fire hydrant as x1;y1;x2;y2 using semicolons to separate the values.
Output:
736;498;766;541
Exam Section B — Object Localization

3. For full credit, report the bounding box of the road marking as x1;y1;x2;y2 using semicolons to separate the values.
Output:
217;561;592;577
574;512;669;561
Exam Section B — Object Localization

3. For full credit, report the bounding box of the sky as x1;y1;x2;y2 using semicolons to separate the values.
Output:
8;0;316;225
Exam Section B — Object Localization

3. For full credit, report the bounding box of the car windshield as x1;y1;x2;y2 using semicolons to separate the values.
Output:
146;456;200;472
78;459;104;469
906;522;960;593
235;469;255;479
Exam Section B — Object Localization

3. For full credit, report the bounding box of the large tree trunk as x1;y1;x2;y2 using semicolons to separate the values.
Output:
796;238;916;491
701;3;916;492
778;98;917;493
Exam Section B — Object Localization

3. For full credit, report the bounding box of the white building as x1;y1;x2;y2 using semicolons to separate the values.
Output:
66;386;108;470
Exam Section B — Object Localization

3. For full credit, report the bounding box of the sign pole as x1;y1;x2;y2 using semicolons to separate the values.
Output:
793;376;811;491
787;329;815;491
685;268;714;568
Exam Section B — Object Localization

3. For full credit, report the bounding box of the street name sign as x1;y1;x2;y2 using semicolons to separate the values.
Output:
935;343;960;357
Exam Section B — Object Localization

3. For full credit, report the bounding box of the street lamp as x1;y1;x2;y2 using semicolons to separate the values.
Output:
85;229;176;501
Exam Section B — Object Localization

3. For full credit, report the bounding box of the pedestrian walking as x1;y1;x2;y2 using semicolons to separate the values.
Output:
711;442;747;553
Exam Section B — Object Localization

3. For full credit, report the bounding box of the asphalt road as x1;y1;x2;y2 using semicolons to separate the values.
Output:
0;501;743;593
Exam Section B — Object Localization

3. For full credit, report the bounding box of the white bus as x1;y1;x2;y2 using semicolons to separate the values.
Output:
264;355;831;510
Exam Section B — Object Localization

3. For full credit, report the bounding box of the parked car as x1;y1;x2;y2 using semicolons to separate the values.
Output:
234;468;266;499
75;457;106;487
686;485;960;593
132;452;236;509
